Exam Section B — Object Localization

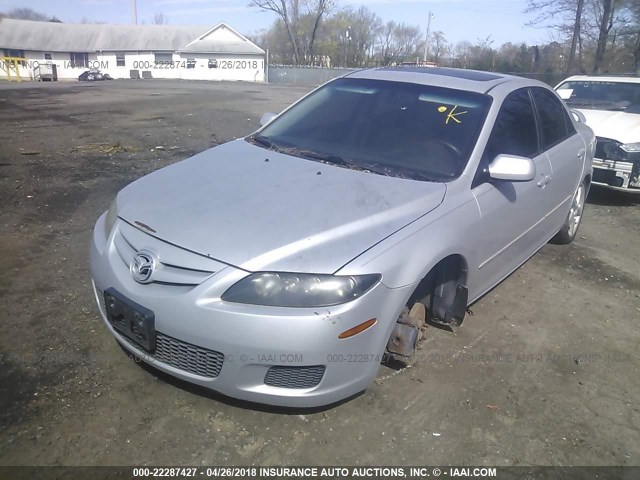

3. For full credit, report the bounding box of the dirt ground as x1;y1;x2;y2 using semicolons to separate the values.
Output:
0;79;638;467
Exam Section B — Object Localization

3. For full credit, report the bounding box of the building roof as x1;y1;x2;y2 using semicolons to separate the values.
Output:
180;24;264;55
0;19;264;55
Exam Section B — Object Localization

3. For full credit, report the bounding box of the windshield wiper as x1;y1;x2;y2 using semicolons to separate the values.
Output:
249;142;445;181
249;134;278;150
364;163;445;182
282;147;371;172
291;148;446;181
297;149;359;168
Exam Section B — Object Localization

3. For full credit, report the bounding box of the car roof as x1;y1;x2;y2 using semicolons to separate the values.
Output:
345;67;541;94
559;75;640;84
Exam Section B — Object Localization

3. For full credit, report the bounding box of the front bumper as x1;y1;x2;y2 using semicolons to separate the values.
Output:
89;213;412;407
592;138;640;190
592;158;640;190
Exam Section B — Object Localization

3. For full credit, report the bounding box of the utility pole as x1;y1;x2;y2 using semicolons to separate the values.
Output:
131;0;138;25
423;12;434;64
344;27;351;68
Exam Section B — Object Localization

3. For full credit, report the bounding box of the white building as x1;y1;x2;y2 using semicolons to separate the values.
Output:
0;18;266;82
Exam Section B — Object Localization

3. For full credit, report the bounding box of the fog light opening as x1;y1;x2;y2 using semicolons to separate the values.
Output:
338;318;377;339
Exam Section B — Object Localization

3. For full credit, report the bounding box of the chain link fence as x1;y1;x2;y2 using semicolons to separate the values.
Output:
267;66;359;86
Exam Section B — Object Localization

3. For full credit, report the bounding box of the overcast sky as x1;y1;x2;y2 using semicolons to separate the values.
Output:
0;0;552;47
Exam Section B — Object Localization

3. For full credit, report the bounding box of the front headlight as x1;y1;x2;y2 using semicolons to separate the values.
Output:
221;272;381;307
104;196;119;240
620;142;640;153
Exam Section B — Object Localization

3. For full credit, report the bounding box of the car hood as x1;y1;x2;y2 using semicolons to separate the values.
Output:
117;140;446;274
575;108;640;144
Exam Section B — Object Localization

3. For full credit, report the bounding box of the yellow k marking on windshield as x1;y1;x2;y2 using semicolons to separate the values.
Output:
440;105;468;124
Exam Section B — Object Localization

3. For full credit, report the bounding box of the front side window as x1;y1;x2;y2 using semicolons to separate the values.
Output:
253;78;492;181
474;89;538;187
531;88;571;150
484;89;539;161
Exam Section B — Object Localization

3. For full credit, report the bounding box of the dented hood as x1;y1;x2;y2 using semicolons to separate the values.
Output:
117;140;446;273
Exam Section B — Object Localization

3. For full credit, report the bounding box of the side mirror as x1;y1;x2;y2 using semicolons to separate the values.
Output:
260;112;277;127
570;109;586;124
488;154;536;182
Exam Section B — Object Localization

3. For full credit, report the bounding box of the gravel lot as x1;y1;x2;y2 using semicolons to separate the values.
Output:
0;79;639;467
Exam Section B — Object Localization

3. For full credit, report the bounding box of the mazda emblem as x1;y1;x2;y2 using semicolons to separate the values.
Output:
130;250;157;284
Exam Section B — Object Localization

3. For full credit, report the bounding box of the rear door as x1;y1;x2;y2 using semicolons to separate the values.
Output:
530;87;585;234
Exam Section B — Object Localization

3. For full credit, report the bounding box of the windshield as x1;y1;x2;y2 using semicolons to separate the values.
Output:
557;80;640;112
250;78;491;181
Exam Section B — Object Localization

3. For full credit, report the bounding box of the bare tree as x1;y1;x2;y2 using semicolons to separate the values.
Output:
430;31;449;63
592;0;616;72
249;0;334;64
152;13;168;25
469;36;496;70
453;41;473;68
567;0;585;72
526;0;586;71
377;21;421;66
6;7;60;22
320;6;381;67
621;0;640;71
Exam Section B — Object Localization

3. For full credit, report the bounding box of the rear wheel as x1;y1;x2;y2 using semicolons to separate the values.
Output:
552;180;586;245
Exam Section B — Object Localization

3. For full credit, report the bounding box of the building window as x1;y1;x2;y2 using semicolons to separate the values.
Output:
116;52;125;67
5;49;26;66
186;58;196;69
44;53;52;60
69;52;88;68
154;52;172;64
208;59;218;69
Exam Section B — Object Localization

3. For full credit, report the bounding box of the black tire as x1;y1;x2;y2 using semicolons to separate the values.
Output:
551;180;586;245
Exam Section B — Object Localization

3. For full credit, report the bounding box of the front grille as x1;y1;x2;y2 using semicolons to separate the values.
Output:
153;332;224;378
95;287;224;378
121;330;224;378
96;285;107;317
113;222;220;288
264;365;325;389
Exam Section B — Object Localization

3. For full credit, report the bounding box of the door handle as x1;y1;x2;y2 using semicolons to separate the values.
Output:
537;174;551;188
578;150;585;159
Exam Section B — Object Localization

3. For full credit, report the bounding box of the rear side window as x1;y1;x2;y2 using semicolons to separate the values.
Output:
483;88;539;162
531;88;573;150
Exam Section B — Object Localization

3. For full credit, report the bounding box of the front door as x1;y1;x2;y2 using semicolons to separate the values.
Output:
470;88;552;299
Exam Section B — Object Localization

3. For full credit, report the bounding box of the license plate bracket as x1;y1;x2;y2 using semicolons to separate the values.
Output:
104;288;156;352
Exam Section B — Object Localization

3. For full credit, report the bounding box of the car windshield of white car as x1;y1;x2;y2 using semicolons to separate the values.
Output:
557;80;640;112
250;78;492;181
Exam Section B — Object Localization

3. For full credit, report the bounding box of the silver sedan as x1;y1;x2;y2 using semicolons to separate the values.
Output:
90;67;594;407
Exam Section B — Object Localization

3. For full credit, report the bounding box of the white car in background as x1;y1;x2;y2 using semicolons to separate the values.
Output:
556;75;640;191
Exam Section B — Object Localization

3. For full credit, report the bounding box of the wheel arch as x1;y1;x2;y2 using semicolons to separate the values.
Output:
408;253;470;325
